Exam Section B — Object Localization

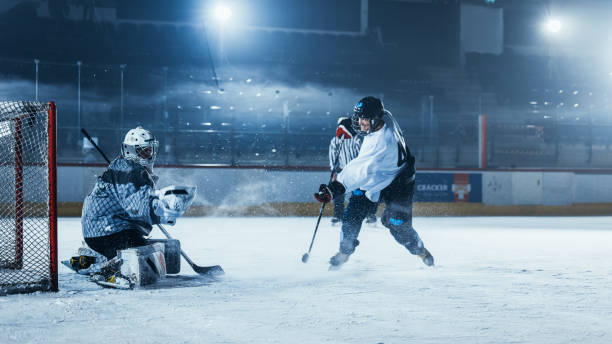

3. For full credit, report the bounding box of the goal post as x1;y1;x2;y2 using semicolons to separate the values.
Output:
0;101;57;295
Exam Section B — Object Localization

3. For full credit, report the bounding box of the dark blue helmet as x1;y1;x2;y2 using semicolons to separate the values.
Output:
352;96;384;134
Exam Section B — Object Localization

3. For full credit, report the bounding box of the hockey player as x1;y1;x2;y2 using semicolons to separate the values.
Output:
329;117;377;226
78;126;194;286
315;97;434;269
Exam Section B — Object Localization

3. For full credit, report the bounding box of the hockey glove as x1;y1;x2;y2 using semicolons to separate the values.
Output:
153;185;197;225
314;181;346;203
336;117;357;139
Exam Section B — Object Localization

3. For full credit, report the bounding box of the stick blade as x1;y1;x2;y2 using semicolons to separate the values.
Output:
192;264;224;276
301;253;309;263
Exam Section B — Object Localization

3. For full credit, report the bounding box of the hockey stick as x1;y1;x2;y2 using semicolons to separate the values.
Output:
81;128;111;163
81;128;224;276
301;135;345;263
156;225;224;275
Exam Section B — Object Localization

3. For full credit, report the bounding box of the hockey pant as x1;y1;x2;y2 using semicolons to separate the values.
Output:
84;228;148;260
333;190;377;220
332;192;346;219
338;181;425;256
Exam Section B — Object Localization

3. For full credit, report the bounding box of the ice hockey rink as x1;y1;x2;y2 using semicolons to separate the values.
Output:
2;216;611;343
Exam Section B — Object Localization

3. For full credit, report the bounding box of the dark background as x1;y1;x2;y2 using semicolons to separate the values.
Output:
1;0;610;169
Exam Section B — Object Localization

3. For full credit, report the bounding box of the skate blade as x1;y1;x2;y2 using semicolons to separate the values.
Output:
420;254;435;267
92;274;134;290
328;264;343;271
61;260;76;271
94;280;133;290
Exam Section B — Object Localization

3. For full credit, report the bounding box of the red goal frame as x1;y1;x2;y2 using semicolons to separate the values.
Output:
0;101;57;293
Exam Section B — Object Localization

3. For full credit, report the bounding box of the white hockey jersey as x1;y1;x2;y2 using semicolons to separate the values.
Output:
336;121;407;202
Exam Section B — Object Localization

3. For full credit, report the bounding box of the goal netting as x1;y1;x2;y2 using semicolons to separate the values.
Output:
0;101;57;295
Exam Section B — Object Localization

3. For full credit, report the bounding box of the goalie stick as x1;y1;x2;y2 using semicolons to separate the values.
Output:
80;128;224;276
156;225;223;275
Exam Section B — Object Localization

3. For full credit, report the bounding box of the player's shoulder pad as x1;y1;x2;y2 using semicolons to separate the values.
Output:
103;157;154;187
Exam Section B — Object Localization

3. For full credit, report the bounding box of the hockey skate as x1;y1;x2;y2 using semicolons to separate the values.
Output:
90;257;133;290
418;248;434;267
328;252;350;271
67;255;97;271
61;245;107;275
365;215;377;226
330;217;342;226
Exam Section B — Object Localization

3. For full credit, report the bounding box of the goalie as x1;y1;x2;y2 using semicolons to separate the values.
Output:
75;127;195;287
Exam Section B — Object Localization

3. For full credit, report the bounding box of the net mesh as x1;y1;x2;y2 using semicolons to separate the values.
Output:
0;101;55;294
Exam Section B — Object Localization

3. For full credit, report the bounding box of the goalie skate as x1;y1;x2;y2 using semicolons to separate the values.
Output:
61;256;100;275
91;271;133;290
90;257;134;289
62;245;108;275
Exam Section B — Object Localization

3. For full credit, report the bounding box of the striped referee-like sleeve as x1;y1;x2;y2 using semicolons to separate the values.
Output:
329;136;363;171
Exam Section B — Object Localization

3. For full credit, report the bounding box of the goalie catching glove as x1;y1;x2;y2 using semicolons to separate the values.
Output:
153;185;197;225
314;181;346;203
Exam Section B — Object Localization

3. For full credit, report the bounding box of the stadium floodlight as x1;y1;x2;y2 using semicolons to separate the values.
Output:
544;18;562;34
214;5;232;23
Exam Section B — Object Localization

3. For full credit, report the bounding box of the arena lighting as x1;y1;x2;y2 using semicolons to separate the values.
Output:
214;5;232;23
544;18;562;33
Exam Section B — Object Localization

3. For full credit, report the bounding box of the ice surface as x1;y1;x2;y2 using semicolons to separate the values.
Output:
1;216;612;343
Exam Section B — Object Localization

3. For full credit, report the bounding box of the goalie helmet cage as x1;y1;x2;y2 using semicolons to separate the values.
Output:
0;101;57;295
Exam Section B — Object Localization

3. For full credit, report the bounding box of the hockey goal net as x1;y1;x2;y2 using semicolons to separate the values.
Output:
0;101;57;295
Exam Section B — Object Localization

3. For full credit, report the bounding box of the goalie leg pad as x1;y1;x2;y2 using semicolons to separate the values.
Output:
146;239;181;274
118;243;167;287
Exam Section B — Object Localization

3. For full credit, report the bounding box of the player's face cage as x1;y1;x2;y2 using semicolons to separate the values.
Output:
123;139;158;169
136;145;155;160
351;114;370;135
